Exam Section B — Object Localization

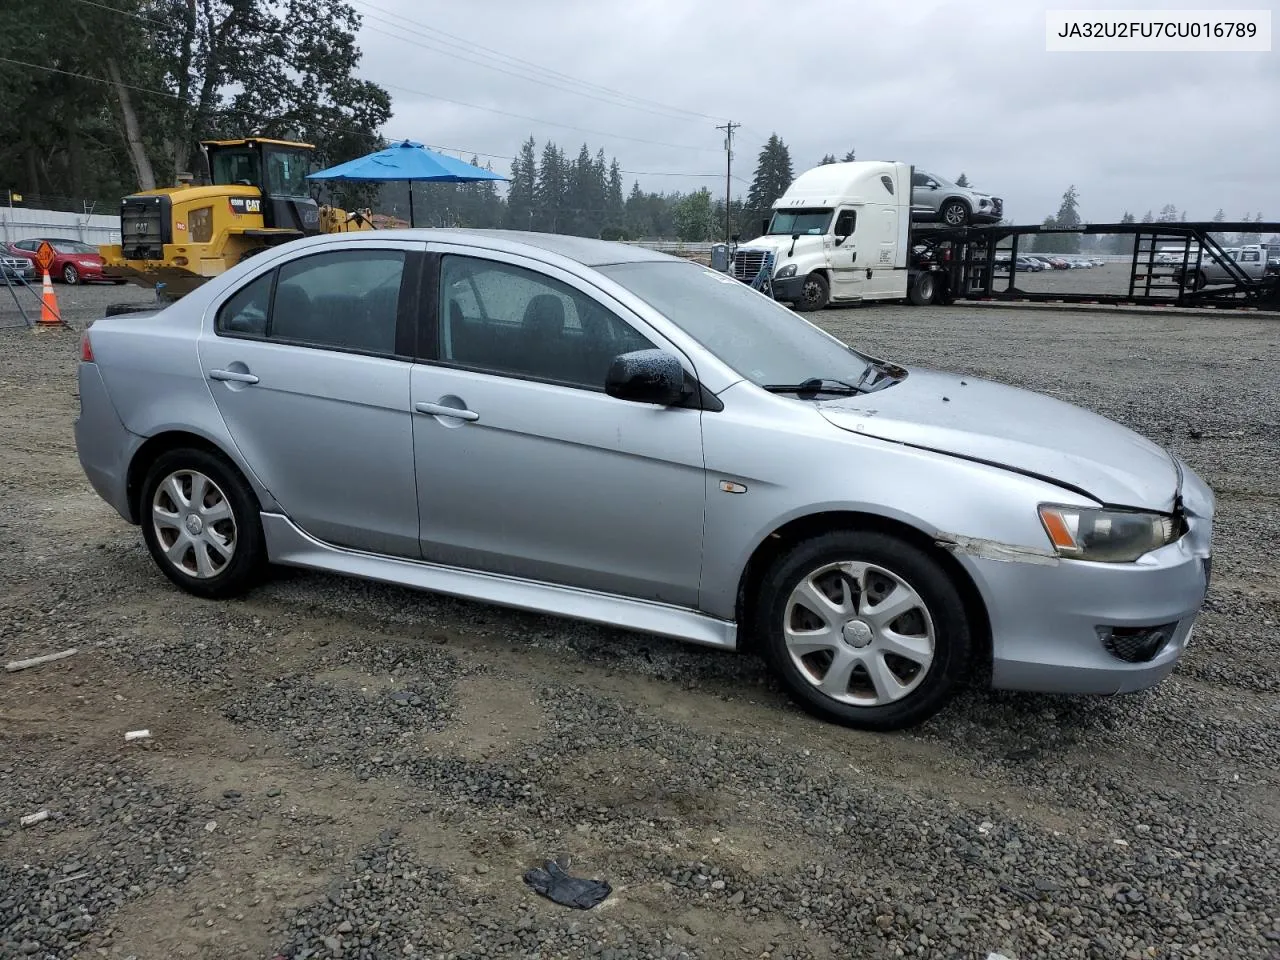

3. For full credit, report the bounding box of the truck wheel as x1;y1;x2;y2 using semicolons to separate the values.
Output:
794;272;829;312
908;271;937;305
1185;270;1207;291
940;200;970;226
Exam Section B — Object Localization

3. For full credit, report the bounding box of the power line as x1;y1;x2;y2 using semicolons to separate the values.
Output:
353;8;716;126
365;59;719;153
350;0;728;124
0;58;726;186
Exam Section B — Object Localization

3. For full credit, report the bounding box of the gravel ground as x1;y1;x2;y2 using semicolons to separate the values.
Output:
1;284;1278;960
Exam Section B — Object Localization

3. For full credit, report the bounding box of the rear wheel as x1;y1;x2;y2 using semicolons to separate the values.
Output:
755;530;971;731
793;272;830;312
1185;270;1207;291
139;447;266;599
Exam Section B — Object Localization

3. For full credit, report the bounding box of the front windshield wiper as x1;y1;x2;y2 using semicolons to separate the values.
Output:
762;377;870;397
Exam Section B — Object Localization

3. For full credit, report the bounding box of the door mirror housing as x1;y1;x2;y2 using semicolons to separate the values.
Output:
605;349;688;406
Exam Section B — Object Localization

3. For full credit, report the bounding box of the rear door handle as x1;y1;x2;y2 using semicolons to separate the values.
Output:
209;368;259;384
415;401;478;421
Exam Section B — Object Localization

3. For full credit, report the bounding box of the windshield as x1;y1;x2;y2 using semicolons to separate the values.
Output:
51;240;96;254
766;208;832;236
211;149;260;187
596;260;880;388
265;148;310;197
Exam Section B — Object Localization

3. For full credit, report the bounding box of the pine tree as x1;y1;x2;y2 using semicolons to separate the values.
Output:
819;154;837;165
506;136;537;230
1212;208;1225;222
745;134;794;238
534;141;566;232
1157;204;1179;222
1111;211;1136;254
955;172;970;188
841;149;856;162
1141;210;1154;223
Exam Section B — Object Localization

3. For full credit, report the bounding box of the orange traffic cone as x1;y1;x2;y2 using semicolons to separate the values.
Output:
38;269;61;327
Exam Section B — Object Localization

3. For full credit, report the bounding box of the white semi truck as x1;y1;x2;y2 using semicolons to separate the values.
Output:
726;161;946;311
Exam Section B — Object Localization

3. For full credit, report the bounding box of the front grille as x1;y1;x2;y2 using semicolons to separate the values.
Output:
990;198;1003;219
732;249;767;282
121;198;169;260
1098;622;1178;663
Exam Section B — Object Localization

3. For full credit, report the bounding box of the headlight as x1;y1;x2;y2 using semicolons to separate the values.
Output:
79;259;98;267
776;263;797;279
1038;504;1182;562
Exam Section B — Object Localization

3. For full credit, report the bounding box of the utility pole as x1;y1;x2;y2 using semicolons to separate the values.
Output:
716;121;740;242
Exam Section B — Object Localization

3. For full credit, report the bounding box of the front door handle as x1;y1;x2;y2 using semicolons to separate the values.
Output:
208;368;259;384
415;401;478;421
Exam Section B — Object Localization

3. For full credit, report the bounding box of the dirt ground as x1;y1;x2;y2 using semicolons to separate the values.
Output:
1;285;1278;960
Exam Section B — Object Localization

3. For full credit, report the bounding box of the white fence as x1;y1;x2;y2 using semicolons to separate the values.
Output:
0;207;121;245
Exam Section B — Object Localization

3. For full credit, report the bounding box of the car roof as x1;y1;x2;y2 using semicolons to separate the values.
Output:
303;228;680;267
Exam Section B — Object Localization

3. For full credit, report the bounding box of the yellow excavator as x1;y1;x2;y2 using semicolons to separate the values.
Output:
100;137;376;298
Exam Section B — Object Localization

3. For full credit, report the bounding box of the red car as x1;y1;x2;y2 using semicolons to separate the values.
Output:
5;237;124;285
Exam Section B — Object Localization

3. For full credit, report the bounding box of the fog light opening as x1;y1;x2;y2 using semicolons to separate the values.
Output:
1097;623;1178;664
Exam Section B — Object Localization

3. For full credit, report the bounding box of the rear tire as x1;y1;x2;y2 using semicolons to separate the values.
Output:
793;272;829;312
754;530;971;731
139;447;266;600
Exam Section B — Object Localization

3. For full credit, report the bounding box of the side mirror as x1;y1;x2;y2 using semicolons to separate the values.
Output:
605;349;688;406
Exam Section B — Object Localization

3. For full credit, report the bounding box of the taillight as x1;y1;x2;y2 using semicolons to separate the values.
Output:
81;332;94;362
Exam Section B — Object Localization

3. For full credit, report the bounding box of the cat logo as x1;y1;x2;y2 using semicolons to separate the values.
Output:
245;199;261;213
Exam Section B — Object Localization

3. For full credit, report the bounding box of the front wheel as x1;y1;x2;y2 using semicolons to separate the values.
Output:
908;271;937;305
754;530;972;731
63;264;80;284
940;200;970;226
793;272;829;312
139;447;266;599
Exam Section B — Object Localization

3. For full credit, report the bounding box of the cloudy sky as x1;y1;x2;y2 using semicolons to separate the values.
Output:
351;0;1277;225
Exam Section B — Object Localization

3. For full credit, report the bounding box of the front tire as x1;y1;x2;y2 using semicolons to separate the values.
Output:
908;271;937;305
139;448;266;599
793;272;829;312
63;264;80;284
754;530;972;731
940;200;970;227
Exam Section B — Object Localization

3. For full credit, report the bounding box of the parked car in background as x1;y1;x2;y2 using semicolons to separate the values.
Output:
5;237;123;285
0;254;36;283
1026;255;1064;270
910;171;1003;226
73;228;1215;733
995;254;1044;272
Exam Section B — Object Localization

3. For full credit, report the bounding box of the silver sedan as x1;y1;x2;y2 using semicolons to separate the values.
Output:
74;229;1214;731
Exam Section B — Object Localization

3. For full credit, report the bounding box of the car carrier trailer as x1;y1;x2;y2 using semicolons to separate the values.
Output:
724;161;1279;312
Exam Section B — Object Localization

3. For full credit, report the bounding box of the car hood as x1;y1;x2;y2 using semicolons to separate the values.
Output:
818;368;1180;511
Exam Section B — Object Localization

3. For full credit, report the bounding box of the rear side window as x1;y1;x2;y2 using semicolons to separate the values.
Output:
214;249;406;356
215;271;272;336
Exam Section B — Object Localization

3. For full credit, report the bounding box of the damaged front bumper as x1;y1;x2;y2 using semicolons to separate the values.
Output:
937;508;1212;695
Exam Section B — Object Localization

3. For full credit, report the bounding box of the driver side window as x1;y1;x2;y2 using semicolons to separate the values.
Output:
437;254;657;390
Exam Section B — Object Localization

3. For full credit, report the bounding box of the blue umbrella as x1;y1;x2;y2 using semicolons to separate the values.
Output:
306;139;507;227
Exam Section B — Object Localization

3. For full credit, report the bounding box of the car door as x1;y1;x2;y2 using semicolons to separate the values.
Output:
409;245;707;607
827;208;863;300
197;239;424;558
911;171;939;220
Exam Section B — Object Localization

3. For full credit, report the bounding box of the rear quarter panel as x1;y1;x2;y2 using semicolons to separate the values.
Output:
88;306;279;513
